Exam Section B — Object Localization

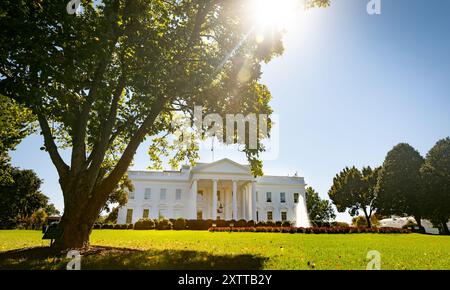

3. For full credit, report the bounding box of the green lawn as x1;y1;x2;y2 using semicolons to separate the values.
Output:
1;230;449;270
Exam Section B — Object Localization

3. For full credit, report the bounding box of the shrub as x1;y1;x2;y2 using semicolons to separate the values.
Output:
173;218;187;230
266;221;275;227
102;223;114;229
247;220;255;227
281;221;291;227
236;219;247;227
156;218;173;230
134;219;155;230
113;224;128;230
93;223;102;229
127;223;134;229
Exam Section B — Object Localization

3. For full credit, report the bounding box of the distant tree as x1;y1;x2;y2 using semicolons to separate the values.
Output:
305;187;336;227
30;209;48;230
351;214;380;227
104;207;119;224
420;137;450;235
0;94;35;184
376;143;426;229
0;168;48;228
44;203;61;216
328;166;380;228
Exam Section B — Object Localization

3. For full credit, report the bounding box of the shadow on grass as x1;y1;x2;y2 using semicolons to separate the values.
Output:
0;246;268;270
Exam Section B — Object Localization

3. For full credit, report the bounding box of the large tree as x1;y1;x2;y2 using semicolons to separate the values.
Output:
328;166;380;228
376;143;426;229
0;0;330;248
420;137;450;235
305;187;336;227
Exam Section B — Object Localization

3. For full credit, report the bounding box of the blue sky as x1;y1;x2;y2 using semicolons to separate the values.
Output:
10;0;450;223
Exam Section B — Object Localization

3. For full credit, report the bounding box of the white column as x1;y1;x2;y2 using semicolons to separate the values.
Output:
191;179;198;219
212;179;218;220
251;181;257;221
247;184;251;220
232;180;238;220
240;186;247;220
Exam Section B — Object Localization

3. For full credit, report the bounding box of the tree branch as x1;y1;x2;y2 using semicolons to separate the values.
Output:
36;111;69;179
86;76;126;189
96;98;166;197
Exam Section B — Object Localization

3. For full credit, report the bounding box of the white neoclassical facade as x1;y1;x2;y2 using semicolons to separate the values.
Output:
117;158;310;227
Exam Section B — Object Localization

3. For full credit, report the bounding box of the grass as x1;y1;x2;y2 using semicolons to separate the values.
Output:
1;230;450;270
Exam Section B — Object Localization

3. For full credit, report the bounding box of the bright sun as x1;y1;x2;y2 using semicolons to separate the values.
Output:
250;0;300;30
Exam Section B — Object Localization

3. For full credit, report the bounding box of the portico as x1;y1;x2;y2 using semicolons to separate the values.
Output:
189;159;257;221
191;178;257;221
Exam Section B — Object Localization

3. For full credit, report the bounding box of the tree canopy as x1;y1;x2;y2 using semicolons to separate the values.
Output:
328;166;380;228
421;137;450;235
376;143;426;227
0;94;35;184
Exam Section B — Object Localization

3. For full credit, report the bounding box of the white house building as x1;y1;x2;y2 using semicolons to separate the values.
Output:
117;158;310;227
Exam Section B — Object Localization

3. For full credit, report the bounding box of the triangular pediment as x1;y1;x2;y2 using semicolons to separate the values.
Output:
192;158;251;175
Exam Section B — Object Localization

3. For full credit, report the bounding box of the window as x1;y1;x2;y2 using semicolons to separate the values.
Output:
173;209;182;219
267;211;273;221
176;189;182;200
281;211;287;222
294;193;299;203
197;210;203;220
280;192;286;203
256;211;259;222
144;188;151;200
142;209;149;218
128;191;135;200
159;209;167;218
256;191;259;202
197;190;204;201
217;190;221;201
160;188;167;201
266;192;272;203
126;209;133;224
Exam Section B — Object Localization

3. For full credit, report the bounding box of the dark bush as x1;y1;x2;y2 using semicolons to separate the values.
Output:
102;223;114;229
215;219;228;227
266;221;275;227
275;221;282;227
281;221;291;227
236;219;247;227
173;218;187;230
247;220;255;227
156;218;173;230
134;219;155;230
93;223;102;229
127;223;134;229
113;224;128;230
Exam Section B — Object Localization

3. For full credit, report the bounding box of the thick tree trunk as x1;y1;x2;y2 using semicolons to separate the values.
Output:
53;179;107;249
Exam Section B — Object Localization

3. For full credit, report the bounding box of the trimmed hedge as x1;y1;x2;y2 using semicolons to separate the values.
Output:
156;218;173;230
93;223;133;229
208;226;411;234
173;218;187;230
134;219;155;230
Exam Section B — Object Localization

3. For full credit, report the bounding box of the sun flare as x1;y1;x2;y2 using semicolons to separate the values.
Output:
250;0;300;30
